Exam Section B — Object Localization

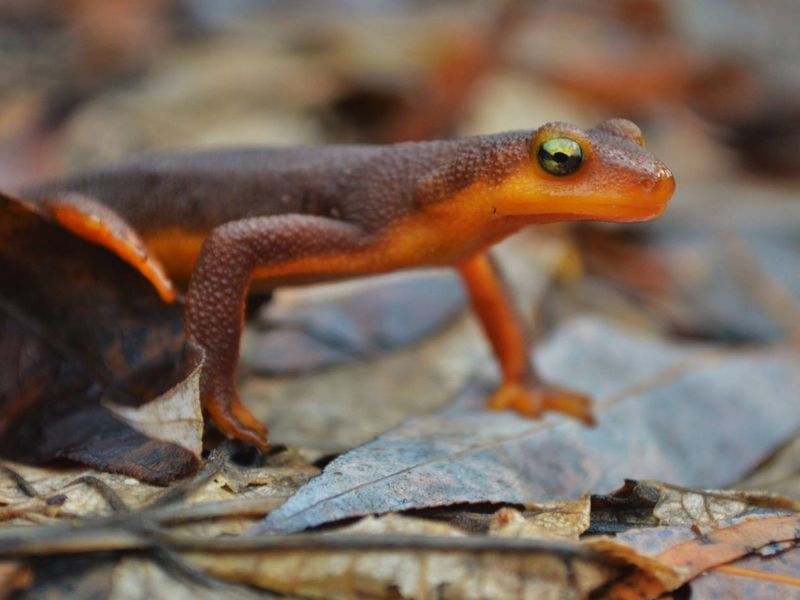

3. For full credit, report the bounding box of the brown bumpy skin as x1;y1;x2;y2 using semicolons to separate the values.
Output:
23;119;675;449
185;216;364;450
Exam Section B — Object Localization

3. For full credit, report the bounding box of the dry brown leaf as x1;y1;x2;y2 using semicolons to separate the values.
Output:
0;192;201;483
260;319;800;534
0;462;161;523
0;446;317;532
105;358;203;458
649;481;798;527
591;479;799;534
185;513;624;600
693;545;800;598
491;496;591;541
169;451;319;537
603;513;800;599
109;556;272;600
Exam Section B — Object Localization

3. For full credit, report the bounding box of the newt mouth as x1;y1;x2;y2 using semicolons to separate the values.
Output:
493;164;675;224
496;199;670;224
565;201;669;223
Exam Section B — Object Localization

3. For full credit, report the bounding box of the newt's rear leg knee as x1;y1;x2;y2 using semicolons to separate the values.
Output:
487;380;595;425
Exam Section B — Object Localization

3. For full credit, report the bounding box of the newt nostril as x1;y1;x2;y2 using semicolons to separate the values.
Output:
642;167;675;195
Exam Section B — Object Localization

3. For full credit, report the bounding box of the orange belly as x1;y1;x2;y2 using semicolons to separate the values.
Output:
141;228;208;287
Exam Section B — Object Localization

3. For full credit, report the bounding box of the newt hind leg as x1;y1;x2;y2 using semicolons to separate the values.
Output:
40;193;177;303
186;215;365;451
458;252;595;426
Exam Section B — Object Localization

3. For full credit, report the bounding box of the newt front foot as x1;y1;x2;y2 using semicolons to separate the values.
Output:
205;394;270;452
487;381;596;426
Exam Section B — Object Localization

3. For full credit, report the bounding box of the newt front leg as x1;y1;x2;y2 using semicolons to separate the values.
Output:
185;215;365;450
458;252;595;425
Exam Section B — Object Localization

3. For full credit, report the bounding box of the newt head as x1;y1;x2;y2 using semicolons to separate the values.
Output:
486;118;675;224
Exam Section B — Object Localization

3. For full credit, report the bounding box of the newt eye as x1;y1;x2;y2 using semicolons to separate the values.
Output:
537;137;583;176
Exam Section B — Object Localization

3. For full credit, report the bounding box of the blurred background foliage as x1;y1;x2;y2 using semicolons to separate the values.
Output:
1;0;799;185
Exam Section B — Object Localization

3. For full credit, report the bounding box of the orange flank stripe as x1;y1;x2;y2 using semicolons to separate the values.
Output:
140;228;208;287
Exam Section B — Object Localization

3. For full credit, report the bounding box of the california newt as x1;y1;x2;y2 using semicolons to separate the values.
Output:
23;119;675;451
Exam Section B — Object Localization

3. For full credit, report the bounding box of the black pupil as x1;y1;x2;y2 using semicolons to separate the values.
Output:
537;137;582;175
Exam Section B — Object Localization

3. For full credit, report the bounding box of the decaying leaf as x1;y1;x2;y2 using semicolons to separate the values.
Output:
604;512;800;599
1;479;796;599
186;512;627;599
105;360;204;458
649;481;798;527
691;545;800;599
0;462;160;523
590;479;799;534
588;484;800;597
0;192;201;483
258;318;800;534
167;448;320;537
109;556;273;600
490;496;591;541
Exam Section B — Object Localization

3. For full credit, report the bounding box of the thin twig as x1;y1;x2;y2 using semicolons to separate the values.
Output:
0;518;614;563
68;475;129;513
0;524;146;554
155;496;286;525
153;545;239;591
0;464;38;498
147;441;233;508
158;531;609;559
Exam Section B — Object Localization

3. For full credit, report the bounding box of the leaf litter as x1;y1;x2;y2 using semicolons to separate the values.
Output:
0;193;203;483
259;318;800;534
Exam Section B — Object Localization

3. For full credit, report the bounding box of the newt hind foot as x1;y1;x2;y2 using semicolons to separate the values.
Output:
487;381;596;426
204;394;270;452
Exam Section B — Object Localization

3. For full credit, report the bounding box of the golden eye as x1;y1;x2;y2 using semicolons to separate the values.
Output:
536;137;583;176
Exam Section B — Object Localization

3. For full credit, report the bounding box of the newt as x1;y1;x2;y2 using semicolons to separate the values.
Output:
22;119;675;451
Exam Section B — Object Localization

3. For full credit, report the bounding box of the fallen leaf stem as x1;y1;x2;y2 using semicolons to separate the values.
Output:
0;518;612;562
67;475;130;513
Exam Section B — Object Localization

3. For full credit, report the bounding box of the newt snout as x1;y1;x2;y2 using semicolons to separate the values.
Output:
582;118;675;222
634;164;675;218
484;118;675;224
